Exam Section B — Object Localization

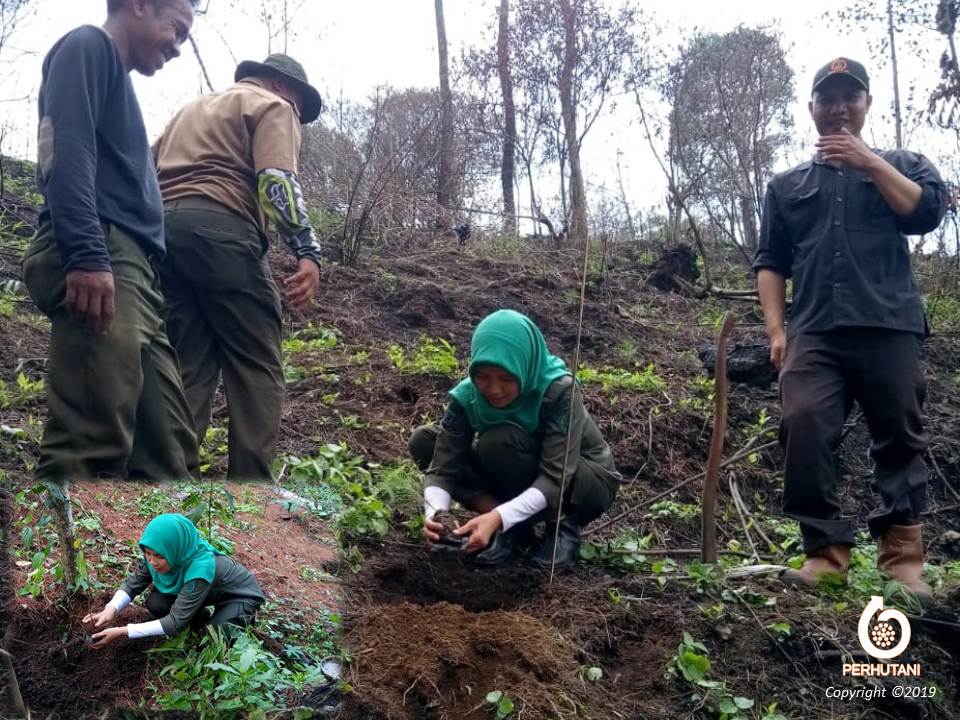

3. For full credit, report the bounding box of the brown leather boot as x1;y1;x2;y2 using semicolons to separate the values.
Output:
781;544;850;588
878;524;934;606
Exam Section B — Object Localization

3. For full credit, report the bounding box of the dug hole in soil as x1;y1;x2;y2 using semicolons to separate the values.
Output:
335;539;690;720
8;593;159;718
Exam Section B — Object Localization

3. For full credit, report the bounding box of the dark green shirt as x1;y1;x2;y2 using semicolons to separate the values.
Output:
120;554;265;636
754;150;947;338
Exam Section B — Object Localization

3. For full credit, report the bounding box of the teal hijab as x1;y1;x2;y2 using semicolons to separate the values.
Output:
450;309;570;433
138;514;218;595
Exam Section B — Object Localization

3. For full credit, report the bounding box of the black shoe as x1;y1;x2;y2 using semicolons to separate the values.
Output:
529;518;582;569
473;529;519;566
189;607;213;632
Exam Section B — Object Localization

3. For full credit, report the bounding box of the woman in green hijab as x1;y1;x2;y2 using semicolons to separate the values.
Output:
409;309;621;567
83;513;265;648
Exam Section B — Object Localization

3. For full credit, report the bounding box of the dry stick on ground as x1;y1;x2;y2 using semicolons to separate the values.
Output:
728;472;775;552
0;489;26;718
727;471;760;562
701;311;737;564
0;646;25;718
583;437;780;537
925;502;960;516
589;411;862;538
926;447;960;501
646;393;674;466
725;584;814;686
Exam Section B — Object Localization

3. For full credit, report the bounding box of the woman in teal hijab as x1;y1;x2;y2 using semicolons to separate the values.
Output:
83;513;265;648
409;309;621;566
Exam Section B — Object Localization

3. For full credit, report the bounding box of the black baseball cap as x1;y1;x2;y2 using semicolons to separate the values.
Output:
811;57;870;95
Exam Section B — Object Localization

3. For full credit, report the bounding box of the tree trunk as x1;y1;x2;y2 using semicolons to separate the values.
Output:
497;0;517;234
739;194;758;249
887;0;903;149
616;151;637;242
524;155;540;238
559;0;588;242
435;0;455;230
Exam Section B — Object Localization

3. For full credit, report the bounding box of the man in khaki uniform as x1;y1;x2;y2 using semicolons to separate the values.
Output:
154;54;323;480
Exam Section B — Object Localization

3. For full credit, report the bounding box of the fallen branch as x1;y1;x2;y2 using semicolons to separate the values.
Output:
589;412;863;539
728;472;761;562
926;448;960;501
0;644;25;718
924;502;960;516
583;438;780;537
729;471;776;556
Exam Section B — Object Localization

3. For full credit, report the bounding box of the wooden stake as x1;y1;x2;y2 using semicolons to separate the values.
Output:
701;311;736;563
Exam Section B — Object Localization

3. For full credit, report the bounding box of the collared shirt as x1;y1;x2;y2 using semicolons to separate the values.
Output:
754;149;947;337
154;78;301;234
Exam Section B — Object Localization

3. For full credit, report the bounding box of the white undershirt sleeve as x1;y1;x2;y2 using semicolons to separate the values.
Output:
423;486;452;520
126;619;166;639
495;487;548;532
107;589;131;613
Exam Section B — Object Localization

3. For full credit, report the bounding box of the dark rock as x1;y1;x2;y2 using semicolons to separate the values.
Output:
698;343;777;388
646;244;699;293
938;530;960;558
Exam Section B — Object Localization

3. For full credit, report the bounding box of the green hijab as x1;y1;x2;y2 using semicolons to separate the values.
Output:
449;309;570;433
138;514;218;595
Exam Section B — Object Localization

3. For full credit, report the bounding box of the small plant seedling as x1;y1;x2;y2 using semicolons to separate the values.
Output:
485;690;515;719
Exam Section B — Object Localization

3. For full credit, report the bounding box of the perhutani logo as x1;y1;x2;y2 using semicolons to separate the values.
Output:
842;596;921;677
830;58;849;73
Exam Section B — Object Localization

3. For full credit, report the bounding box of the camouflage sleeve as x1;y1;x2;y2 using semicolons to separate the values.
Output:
257;167;322;265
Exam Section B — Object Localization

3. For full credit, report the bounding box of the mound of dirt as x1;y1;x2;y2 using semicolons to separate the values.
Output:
10;594;159;719
381;283;459;329
341;601;581;720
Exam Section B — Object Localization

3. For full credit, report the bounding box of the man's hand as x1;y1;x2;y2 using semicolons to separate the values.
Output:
815;127;877;171
284;258;320;311
768;326;787;371
90;625;127;649
65;270;115;335
82;605;117;629
454;510;503;554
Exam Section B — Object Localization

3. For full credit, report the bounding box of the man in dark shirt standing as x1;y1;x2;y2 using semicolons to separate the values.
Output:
21;0;200;485
755;58;947;604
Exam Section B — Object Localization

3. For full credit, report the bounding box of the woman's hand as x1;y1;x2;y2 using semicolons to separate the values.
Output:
454;510;503;554
90;626;127;649
82;605;117;629
423;517;445;544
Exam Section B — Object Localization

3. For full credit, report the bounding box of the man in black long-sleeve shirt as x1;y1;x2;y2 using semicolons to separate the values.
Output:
21;0;200;481
754;58;947;604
